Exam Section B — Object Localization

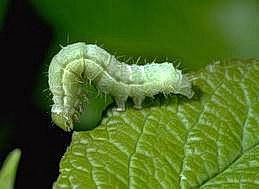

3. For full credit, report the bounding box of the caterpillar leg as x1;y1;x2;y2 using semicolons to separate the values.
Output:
114;96;128;111
133;96;145;110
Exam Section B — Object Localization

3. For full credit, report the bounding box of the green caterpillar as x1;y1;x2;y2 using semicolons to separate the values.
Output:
48;42;194;131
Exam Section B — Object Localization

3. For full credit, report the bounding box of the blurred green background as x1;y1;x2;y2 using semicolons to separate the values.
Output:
29;0;258;130
30;0;258;64
0;0;9;29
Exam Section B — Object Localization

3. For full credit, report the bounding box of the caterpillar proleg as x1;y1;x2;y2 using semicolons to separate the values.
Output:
48;42;194;131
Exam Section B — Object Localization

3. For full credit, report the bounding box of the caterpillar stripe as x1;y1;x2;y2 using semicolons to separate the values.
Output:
48;42;194;131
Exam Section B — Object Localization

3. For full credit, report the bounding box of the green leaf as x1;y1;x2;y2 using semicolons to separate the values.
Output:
0;149;21;189
54;60;259;188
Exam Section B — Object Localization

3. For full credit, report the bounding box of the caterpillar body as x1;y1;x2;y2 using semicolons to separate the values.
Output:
48;42;194;131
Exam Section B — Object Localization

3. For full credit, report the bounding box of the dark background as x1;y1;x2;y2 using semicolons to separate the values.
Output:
0;0;71;188
0;0;258;188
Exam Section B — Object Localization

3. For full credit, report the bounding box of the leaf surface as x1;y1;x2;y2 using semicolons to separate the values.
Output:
54;60;259;189
0;149;21;189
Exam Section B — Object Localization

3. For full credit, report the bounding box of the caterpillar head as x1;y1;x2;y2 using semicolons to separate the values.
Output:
163;68;194;99
51;112;74;132
174;74;194;99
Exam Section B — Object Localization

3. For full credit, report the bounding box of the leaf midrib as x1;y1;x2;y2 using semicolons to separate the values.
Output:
178;73;226;188
198;63;255;188
199;142;259;188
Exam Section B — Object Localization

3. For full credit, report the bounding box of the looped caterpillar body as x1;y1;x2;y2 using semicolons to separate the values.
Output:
48;42;194;131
